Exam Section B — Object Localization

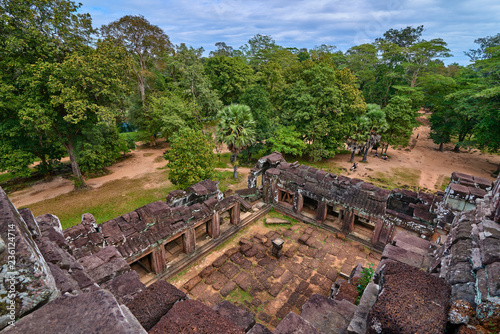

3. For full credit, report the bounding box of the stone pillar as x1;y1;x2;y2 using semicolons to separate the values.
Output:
263;174;271;203
151;246;166;274
376;220;394;245
182;227;196;254
342;210;355;233
296;192;304;213
247;170;258;189
316;201;327;222
209;213;220;239
230;202;240;225
271;179;278;205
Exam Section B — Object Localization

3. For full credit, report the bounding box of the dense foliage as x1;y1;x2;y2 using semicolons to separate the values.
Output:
1;1;499;187
165;128;216;189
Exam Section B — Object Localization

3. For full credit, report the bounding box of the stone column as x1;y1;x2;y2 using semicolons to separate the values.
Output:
271;179;278;205
316;201;327;222
296;192;304;213
208;213;220;239
151;246;166;274
342;209;355;233
263;173;271;203
375;220;394;245
230;202;240;225
182;227;196;254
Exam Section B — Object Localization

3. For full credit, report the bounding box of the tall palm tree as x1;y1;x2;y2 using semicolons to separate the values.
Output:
216;104;256;178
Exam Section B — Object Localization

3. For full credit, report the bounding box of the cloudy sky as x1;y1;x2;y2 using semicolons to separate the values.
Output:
79;0;500;65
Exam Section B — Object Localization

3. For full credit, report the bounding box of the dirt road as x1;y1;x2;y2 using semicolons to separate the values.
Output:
9;118;500;208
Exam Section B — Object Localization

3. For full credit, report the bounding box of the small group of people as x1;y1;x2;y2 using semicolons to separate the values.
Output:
373;151;389;160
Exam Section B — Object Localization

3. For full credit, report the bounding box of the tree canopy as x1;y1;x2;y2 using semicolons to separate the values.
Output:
165;128;216;189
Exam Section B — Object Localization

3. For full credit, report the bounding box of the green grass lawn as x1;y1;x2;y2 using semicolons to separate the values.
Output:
0;172;14;184
366;167;422;191
25;171;175;229
214;170;246;192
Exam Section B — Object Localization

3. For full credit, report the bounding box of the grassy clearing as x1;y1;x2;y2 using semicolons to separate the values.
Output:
293;155;346;175
0;172;15;184
435;175;451;191
214;152;231;168
25;171;175;229
366;167;421;191
214;170;245;192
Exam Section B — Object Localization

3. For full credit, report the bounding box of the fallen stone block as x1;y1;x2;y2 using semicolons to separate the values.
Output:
381;244;427;269
3;290;145;334
213;300;255;331
301;294;356;334
266;217;290;224
149;299;244;334
247;323;272;334
100;271;145;305
126;280;186;331
274;312;320;334
347;283;379;334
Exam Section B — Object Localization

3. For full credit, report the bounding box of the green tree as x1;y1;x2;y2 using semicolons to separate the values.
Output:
240;85;272;142
376;25;424;47
381;95;419;153
0;0;94;176
347;105;388;162
101;15;173;103
164;44;222;121
240;34;279;69
465;33;500;61
267;126;306;156
470;45;500;152
21;41;129;188
209;42;235;57
131;92;198;145
204;55;255;105
165;128;216;189
281;61;366;161
215;104;256;178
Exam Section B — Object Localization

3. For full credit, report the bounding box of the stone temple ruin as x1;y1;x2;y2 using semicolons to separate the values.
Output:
0;151;499;333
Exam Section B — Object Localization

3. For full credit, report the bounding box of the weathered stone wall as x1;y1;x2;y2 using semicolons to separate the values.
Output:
0;188;58;330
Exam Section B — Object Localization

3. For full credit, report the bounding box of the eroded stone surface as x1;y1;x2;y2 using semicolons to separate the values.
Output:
126;280;186;331
213;300;256;331
149;299;245;334
367;261;450;334
274;312;320;334
301;294;356;334
0;188;58;330
3;290;145;334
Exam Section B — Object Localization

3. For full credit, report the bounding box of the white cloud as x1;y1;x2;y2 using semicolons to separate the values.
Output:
79;0;500;64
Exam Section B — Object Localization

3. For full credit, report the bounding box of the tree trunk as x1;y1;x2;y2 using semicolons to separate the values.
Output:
384;144;389;155
63;141;86;189
233;163;238;179
349;150;355;163
362;145;371;162
439;141;444;152
453;144;460;152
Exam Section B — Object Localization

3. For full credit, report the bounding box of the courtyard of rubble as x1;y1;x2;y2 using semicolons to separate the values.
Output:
167;214;380;330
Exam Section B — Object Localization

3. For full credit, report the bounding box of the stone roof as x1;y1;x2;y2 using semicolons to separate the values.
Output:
64;183;251;261
271;163;389;217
